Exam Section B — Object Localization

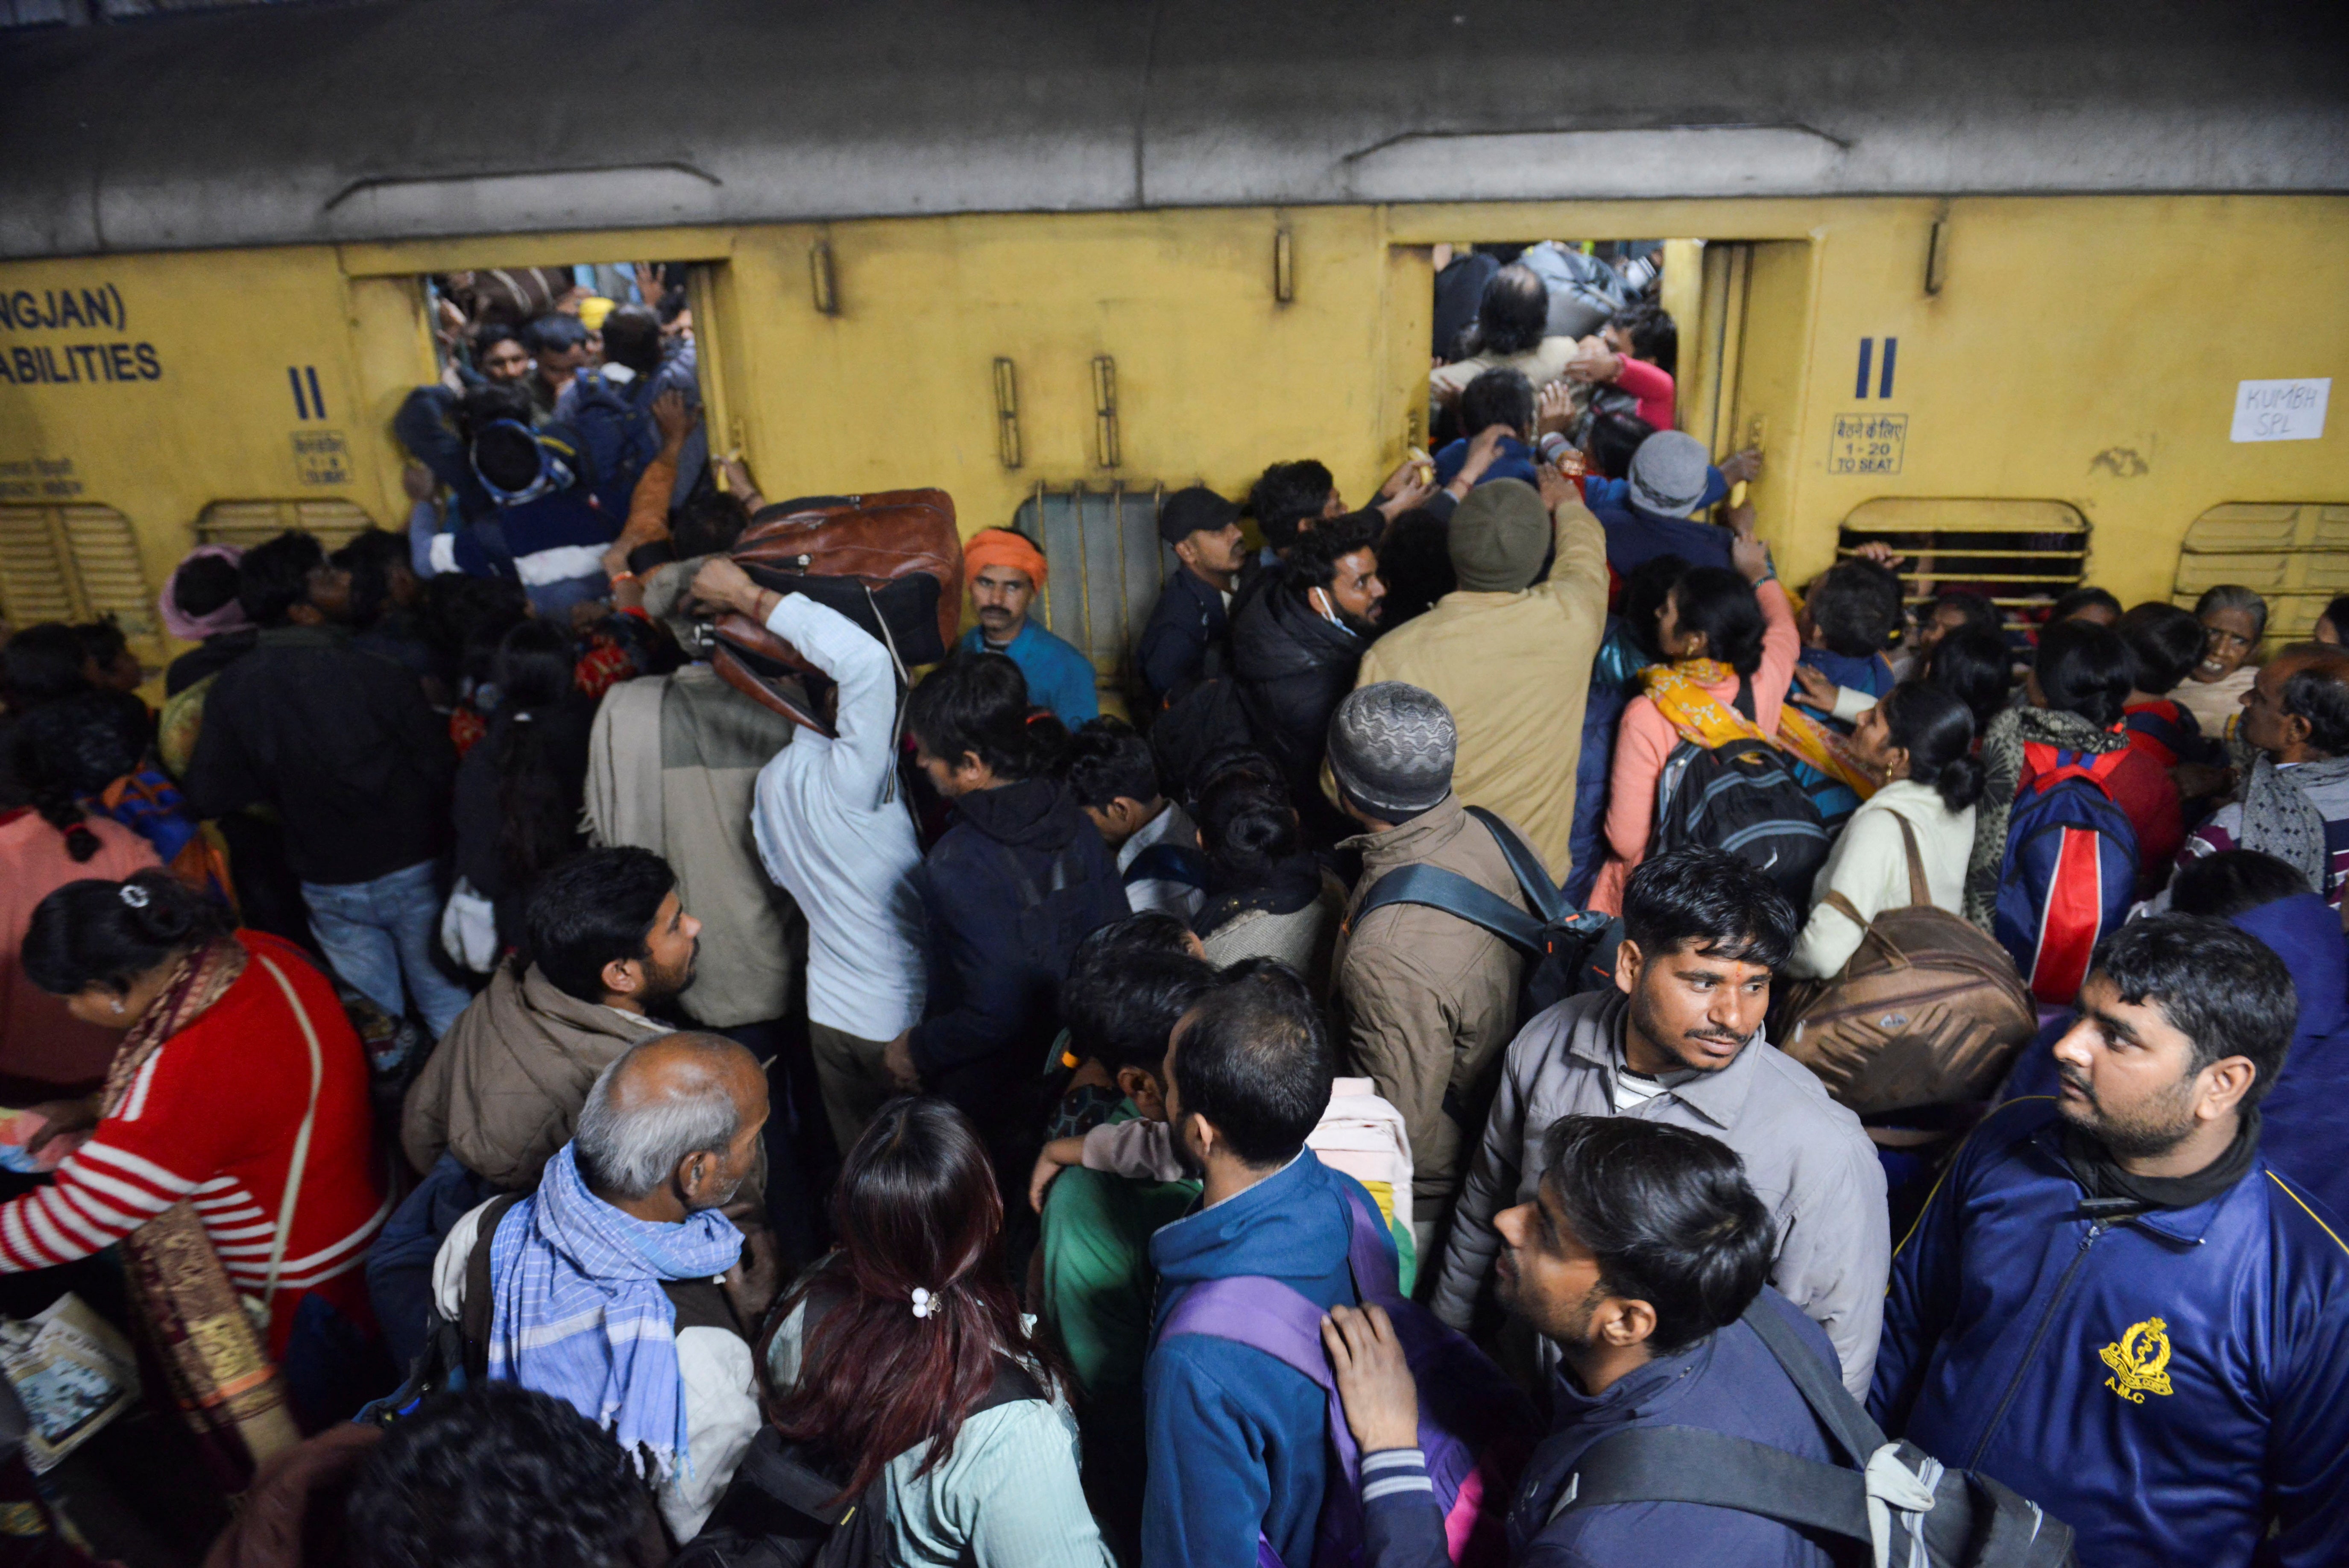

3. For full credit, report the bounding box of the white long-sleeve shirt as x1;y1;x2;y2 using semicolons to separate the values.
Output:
1787;778;1976;979
749;594;926;1043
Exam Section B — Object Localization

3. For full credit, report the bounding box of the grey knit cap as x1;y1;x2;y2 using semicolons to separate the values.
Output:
1627;429;1709;519
1327;682;1456;818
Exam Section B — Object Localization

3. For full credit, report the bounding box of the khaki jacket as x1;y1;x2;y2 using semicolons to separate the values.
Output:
400;962;667;1190
1334;794;1529;1213
1355;499;1607;880
1432;988;1889;1398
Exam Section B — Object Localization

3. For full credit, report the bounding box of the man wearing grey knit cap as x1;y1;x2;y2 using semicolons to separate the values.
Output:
1355;466;1608;882
1589;427;1745;580
1329;681;1539;1263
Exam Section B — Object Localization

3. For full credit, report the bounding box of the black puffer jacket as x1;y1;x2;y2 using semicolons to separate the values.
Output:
1230;578;1367;809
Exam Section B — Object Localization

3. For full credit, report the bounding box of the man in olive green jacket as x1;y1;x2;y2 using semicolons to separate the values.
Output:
1354;468;1608;881
1328;683;1530;1265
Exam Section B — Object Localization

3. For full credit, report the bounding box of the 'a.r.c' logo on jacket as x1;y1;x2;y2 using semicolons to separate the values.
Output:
2099;1316;2174;1403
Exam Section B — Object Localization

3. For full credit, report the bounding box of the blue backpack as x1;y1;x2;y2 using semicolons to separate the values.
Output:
1992;745;2138;1005
1156;1184;1533;1568
562;369;660;507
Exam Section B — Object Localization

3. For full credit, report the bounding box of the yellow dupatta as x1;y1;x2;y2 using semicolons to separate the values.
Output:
1642;659;1879;800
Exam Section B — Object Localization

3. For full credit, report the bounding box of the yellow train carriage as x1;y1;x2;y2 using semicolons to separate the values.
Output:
0;0;2343;686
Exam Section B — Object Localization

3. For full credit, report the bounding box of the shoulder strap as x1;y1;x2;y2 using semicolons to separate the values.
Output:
721;1427;864;1528
1818;889;1871;933
969;1353;1047;1416
1353;862;1545;953
1889;812;1932;909
1158;1275;1338;1394
462;1193;527;1378
250;955;325;1336
1559;1425;1871;1542
662;1277;744;1338
1462;805;1569;925
1733;1295;1890;1466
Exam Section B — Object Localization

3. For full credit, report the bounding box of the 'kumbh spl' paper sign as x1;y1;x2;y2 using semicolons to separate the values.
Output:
2231;379;2329;443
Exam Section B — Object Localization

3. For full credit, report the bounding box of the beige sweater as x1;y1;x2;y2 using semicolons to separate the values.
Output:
1355;501;1608;879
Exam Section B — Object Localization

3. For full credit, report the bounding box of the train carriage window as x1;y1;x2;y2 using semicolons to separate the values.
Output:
196;499;376;554
2170;503;2349;654
1836;498;2090;637
0;503;160;657
1012;483;1173;693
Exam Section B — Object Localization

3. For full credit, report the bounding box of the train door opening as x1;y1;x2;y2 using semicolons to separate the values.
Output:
402;258;750;524
1413;234;2089;638
1416;235;1790;532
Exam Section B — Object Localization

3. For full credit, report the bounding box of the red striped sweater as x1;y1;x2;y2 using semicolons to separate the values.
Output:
0;932;388;1357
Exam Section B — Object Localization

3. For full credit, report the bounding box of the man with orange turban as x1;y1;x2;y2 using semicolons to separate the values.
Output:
954;527;1099;725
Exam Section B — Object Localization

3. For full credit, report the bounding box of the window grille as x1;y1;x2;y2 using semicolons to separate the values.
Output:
0;504;158;648
196;498;375;554
1836;498;2089;636
1012;481;1176;685
2170;503;2349;652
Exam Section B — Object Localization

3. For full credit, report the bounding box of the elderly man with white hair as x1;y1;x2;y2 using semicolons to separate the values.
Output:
431;1032;776;1542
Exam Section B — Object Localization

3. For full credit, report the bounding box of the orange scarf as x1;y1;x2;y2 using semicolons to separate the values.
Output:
1641;660;1878;800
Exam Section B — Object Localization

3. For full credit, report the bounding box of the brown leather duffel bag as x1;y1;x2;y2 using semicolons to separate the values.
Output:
1777;813;2037;1117
712;489;961;734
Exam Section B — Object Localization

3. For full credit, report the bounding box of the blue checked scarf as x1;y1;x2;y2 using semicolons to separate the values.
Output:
486;1142;743;1477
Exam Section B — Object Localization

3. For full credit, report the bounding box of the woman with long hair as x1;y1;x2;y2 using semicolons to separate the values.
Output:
5;870;389;1464
1589;537;1872;912
1965;618;2184;925
450;620;596;955
766;1097;1111;1567
1785;683;1986;977
1193;768;1346;999
0;695;162;1091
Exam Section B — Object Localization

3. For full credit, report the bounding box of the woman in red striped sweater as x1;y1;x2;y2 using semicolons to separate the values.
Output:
7;870;389;1459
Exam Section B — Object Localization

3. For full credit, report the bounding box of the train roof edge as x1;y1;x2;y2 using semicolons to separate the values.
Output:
1;0;2345;260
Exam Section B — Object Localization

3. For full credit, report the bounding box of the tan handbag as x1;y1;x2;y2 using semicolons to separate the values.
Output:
1778;815;2037;1117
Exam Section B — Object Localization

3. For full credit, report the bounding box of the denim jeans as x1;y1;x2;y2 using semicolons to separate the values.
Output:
300;860;472;1039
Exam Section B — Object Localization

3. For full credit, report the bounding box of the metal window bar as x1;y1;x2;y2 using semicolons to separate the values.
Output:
2171;502;2349;650
1013;481;1173;686
196;498;375;553
1836;508;2089;636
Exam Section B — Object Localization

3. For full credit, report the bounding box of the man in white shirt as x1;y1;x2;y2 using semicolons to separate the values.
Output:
691;558;927;1157
1065;717;1206;924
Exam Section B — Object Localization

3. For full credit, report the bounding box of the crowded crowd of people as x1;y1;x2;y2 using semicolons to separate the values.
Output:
0;241;2342;1568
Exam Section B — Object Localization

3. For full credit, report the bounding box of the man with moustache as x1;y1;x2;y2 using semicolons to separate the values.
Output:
1322;1116;1843;1567
954;527;1099;726
432;1033;776;1542
1872;915;2349;1568
1432;846;1888;1398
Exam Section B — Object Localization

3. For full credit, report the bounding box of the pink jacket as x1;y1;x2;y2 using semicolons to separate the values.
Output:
1589;578;1797;913
1612;356;1676;429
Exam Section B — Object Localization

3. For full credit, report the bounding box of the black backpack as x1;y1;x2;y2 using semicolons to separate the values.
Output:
1149;673;1258;804
1555;1295;2077;1568
675;1286;1046;1568
1353;806;1615;1019
1651;678;1830;909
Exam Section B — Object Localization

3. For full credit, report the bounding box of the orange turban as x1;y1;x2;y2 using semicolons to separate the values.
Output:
963;528;1048;590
